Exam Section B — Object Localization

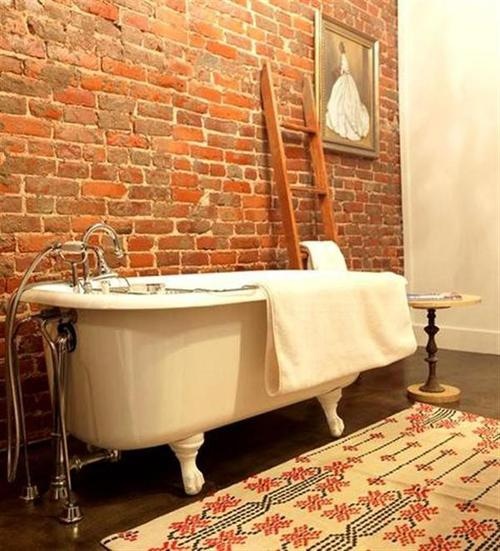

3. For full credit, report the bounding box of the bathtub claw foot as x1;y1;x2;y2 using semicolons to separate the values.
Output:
184;467;205;496
317;388;345;437
170;433;205;496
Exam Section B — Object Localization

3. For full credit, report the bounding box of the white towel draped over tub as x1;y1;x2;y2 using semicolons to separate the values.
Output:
252;271;416;396
300;240;348;271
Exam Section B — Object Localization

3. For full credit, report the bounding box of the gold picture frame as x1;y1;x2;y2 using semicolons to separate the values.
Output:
315;12;379;158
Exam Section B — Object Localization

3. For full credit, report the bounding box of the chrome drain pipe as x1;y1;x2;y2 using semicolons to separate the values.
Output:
70;449;121;472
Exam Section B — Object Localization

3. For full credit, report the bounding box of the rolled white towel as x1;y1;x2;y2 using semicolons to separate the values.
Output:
300;240;347;271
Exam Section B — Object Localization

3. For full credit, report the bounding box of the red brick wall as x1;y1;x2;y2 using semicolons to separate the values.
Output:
0;0;401;442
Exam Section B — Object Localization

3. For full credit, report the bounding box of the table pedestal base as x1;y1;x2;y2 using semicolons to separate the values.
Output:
407;383;461;404
407;295;481;405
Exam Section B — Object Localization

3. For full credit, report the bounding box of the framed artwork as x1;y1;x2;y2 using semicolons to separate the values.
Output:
315;12;379;158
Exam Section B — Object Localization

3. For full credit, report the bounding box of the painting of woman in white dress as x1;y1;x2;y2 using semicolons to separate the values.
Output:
315;13;379;157
325;41;370;141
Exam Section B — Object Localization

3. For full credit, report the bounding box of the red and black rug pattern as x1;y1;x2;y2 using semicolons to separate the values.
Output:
102;404;499;550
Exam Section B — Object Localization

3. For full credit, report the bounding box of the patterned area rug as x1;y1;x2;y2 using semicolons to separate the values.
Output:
102;404;499;550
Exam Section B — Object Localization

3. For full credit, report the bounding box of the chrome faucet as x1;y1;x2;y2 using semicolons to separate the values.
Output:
81;223;125;289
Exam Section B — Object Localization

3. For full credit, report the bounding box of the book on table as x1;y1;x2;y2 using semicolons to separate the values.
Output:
407;292;462;301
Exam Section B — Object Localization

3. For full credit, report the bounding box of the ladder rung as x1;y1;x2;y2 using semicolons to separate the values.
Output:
290;185;327;196
282;120;318;134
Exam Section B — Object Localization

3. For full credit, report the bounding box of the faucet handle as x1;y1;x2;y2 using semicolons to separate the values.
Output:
113;239;124;259
58;241;90;290
90;246;114;276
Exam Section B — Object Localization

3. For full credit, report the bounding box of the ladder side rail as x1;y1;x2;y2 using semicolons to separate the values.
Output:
302;78;338;242
261;62;303;269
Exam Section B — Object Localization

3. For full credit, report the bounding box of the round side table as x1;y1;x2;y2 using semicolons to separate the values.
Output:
407;294;481;404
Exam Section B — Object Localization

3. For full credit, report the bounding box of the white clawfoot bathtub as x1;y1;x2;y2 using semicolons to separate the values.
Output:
23;271;358;495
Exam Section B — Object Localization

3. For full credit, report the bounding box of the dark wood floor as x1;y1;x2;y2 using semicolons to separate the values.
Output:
0;348;498;550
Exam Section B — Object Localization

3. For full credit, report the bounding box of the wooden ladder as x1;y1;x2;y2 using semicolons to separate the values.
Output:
261;60;337;269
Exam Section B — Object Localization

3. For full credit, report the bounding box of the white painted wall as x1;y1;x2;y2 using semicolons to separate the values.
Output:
399;0;500;354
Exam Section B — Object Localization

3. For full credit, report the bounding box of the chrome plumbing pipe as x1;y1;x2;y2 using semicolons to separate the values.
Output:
4;224;125;520
40;317;68;503
39;320;82;523
5;239;86;487
12;317;44;501
5;243;63;490
54;331;82;524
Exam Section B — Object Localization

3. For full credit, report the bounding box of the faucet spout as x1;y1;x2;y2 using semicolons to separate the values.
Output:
82;222;124;259
80;223;125;290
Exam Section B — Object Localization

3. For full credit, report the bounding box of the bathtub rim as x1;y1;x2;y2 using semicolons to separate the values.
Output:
20;272;269;310
20;269;407;311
